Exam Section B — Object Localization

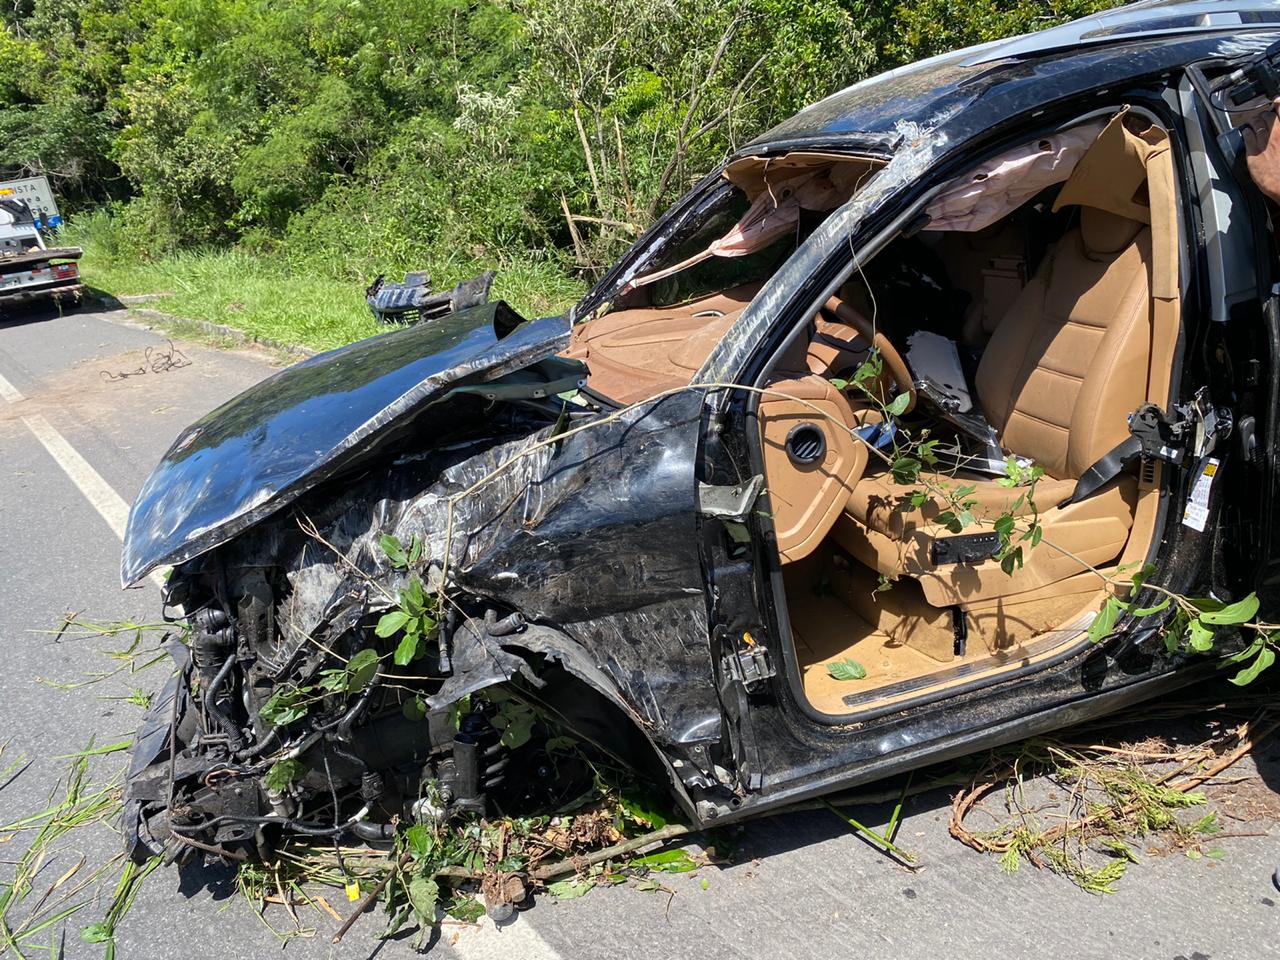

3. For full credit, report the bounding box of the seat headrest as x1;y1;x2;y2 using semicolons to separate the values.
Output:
1054;109;1158;227
1080;207;1144;259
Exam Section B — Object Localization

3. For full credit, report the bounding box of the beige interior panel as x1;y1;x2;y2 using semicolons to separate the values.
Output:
939;222;1028;347
562;284;760;404
760;376;866;564
785;550;1102;716
722;153;883;202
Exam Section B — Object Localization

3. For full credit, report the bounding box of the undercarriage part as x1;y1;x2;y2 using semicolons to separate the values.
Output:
123;579;627;865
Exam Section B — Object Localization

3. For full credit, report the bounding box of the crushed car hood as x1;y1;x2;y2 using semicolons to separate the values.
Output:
121;302;572;586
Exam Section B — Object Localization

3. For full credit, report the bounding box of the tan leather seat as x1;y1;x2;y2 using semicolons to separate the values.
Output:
834;202;1155;606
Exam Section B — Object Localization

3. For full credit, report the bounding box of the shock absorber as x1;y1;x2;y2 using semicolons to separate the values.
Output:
190;607;241;749
442;711;506;815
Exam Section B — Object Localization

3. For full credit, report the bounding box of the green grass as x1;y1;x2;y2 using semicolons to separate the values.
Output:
61;215;585;352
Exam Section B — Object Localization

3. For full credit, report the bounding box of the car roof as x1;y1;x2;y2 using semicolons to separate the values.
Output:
744;2;1280;155
962;0;1280;66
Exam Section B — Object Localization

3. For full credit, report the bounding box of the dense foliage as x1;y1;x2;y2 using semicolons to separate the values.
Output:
2;0;1125;285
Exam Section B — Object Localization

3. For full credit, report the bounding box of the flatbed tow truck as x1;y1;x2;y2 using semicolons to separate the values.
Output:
0;176;83;311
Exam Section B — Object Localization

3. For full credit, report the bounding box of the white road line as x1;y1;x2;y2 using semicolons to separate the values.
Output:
0;370;24;403
0;369;131;538
0;368;167;587
21;411;131;539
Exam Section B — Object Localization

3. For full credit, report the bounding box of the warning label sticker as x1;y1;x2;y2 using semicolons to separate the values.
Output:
1182;458;1219;533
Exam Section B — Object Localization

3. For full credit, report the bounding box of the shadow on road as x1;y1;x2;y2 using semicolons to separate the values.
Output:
0;287;122;327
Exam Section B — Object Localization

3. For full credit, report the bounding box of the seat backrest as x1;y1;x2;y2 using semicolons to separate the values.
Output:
974;206;1153;480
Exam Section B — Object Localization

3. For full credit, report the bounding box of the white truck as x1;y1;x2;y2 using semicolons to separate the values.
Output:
0;176;83;311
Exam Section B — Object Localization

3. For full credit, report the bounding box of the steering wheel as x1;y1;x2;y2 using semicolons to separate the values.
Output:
821;295;915;414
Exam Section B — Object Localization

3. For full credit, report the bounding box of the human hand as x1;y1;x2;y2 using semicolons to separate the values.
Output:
1243;96;1280;203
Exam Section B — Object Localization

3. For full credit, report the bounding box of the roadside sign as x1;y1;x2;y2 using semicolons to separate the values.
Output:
0;176;61;229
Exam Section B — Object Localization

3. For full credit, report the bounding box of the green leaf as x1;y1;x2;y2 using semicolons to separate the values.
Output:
375;610;411;637
1088;597;1124;643
825;658;867;681
318;668;350;692
346;648;380;690
1163;612;1189;653
80;922;111;944
1187;618;1215;653
260;686;309;726
446;894;485;923
1130;597;1171;617
993;514;1015;539
1205;848;1227;860
403;695;427;721
403;577;426;615
1229;645;1275;685
890;457;921;485
829;377;850;391
447;694;472;730
547;878;594;899
496;705;535;748
885;392;911;417
265;759;305;792
619;789;670;829
406;875;439;924
1129;563;1157;592
852;353;883;385
405;824;433;859
999;546;1023;576
379;533;408;568
408;534;423;566
1198;592;1260;626
631;848;698;873
908;490;928;509
1225;635;1265;664
394;632;421;666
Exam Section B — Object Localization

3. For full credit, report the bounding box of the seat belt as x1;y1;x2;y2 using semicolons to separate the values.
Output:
1063;390;1230;506
1063;435;1145;505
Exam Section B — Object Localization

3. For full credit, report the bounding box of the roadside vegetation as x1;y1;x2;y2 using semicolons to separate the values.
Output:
2;0;1123;347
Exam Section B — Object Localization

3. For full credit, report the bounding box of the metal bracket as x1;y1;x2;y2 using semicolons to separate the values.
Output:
723;643;774;687
1130;389;1232;465
697;474;763;521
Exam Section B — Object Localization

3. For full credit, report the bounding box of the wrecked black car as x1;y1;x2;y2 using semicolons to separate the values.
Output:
120;2;1280;866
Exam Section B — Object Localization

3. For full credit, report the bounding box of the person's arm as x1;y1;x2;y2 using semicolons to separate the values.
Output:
1243;96;1280;203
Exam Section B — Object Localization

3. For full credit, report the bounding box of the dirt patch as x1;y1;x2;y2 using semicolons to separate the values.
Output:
0;335;273;429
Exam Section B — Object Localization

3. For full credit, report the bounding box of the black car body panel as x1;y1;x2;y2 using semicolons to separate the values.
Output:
118;3;1279;864
121;303;570;585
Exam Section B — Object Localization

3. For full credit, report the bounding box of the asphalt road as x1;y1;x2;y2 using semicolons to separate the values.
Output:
0;305;1277;960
